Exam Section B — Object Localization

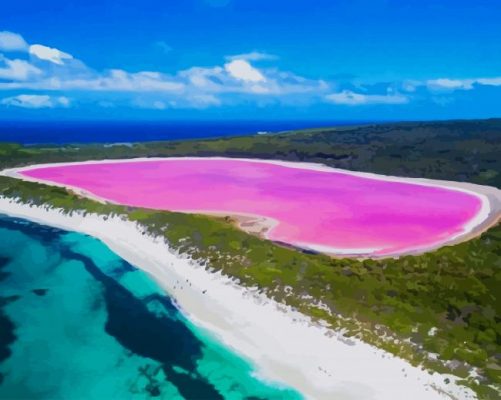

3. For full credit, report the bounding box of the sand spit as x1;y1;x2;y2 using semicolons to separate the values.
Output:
0;197;478;400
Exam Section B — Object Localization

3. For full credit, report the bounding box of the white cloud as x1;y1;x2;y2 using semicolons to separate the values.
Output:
224;59;266;82
152;100;167;109
401;80;420;92
180;66;224;89
0;69;185;92
179;62;325;97
0;31;28;51
427;78;475;90
1;94;70;108
473;77;501;86
187;94;221;108
0;56;42;81
29;44;73;65
325;90;409;105
134;98;168;109
133;93;221;110
57;96;71;107
88;70;184;92
426;77;501;91
5;30;501;111
432;96;455;106
226;51;277;62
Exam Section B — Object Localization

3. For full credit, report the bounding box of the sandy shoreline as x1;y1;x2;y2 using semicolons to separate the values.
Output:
0;197;479;400
4;157;501;258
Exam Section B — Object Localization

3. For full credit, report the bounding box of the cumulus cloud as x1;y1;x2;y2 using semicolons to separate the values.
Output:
3;29;501;111
29;44;73;65
0;31;28;51
0;56;42;80
177;62;325;99
1;94;70;108
325;90;409;105
224;59;266;82
178;62;326;97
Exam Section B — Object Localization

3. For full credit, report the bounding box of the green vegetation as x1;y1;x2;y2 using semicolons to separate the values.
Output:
1;118;500;398
1;119;501;187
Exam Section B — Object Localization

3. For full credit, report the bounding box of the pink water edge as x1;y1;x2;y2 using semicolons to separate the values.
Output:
20;158;484;256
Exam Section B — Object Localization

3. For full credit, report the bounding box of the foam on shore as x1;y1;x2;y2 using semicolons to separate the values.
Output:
0;197;478;400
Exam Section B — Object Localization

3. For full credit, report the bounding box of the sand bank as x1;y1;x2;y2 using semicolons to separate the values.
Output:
0;197;478;399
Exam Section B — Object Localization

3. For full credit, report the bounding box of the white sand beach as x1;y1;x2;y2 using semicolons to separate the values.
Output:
0;196;481;400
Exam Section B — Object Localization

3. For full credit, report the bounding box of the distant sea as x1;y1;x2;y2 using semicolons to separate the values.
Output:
0;215;301;399
0;120;367;144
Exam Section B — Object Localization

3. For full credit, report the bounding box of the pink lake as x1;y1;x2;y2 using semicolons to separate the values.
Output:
20;158;485;256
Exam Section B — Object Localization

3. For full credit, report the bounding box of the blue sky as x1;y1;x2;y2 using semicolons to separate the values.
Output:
0;0;500;121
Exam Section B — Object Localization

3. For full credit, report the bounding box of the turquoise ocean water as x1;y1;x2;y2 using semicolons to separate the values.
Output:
0;215;301;400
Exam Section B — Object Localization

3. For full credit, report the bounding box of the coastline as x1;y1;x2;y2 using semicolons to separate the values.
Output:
0;197;478;400
4;156;501;258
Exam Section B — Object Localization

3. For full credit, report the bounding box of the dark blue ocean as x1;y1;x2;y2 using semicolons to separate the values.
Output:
0;215;301;399
0;120;366;144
